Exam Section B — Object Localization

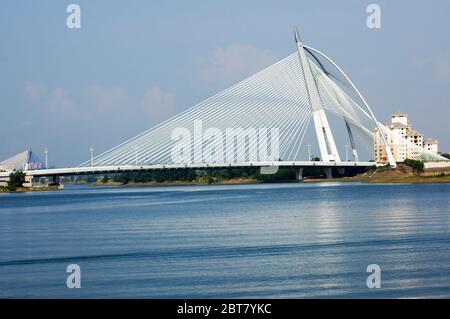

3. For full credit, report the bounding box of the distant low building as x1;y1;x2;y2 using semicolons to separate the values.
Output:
0;147;45;172
374;113;439;163
423;138;439;154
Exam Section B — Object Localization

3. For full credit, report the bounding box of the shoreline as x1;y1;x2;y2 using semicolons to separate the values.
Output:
89;174;450;187
90;178;260;187
307;165;450;184
303;175;450;184
0;185;64;193
2;168;450;193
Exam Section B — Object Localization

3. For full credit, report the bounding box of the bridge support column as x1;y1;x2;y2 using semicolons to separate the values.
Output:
295;168;304;181
324;167;333;179
51;175;60;185
23;175;33;188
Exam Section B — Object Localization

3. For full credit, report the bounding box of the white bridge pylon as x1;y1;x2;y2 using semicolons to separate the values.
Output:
80;28;397;168
294;28;340;162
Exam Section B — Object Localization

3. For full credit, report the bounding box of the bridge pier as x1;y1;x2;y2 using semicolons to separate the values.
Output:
23;175;33;188
295;168;304;181
324;167;333;179
51;175;60;186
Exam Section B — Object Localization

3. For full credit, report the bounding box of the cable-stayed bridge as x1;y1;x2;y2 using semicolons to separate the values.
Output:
1;29;447;184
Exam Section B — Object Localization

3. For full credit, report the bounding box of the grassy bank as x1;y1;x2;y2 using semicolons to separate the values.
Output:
0;185;64;193
306;164;450;184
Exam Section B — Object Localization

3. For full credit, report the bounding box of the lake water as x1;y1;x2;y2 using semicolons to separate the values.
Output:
0;182;449;298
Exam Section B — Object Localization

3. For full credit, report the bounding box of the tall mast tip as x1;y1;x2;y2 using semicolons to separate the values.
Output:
294;26;302;44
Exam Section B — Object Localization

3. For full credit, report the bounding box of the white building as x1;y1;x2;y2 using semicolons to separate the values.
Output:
423;138;439;154
391;112;408;126
374;113;439;163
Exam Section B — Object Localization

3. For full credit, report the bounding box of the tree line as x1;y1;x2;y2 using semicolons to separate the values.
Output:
84;166;335;185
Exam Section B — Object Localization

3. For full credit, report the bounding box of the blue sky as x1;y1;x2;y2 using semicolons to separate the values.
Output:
1;0;449;166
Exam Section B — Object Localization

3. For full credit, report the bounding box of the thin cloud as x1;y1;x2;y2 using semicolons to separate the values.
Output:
141;86;177;122
24;82;77;116
24;82;177;123
84;85;130;112
200;43;277;85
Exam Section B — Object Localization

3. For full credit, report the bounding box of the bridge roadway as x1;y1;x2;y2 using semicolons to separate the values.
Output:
0;161;378;183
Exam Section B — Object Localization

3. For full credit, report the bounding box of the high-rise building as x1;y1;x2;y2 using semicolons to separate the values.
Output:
374;113;439;163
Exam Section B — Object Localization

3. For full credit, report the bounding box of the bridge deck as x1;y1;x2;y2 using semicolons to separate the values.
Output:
0;161;377;179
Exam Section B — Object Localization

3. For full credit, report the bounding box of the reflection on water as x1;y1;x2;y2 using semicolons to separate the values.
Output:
0;182;449;298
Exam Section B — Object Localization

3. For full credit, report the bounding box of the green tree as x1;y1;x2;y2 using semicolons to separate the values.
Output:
113;172;132;184
404;159;424;173
7;170;26;191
